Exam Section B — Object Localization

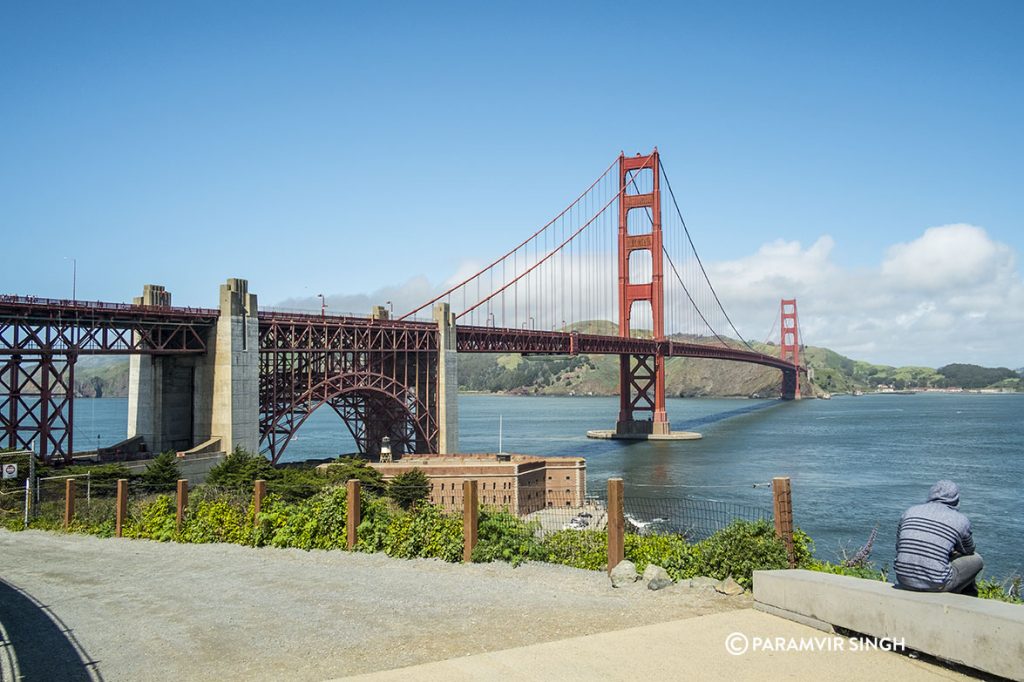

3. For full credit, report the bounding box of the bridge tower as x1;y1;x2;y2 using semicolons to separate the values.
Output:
780;298;801;400
616;150;670;435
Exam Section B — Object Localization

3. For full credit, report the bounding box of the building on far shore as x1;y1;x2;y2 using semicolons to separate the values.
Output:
358;454;586;515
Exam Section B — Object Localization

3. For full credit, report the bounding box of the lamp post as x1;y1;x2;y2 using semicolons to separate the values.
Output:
318;293;327;319
385;300;393;318
64;256;77;300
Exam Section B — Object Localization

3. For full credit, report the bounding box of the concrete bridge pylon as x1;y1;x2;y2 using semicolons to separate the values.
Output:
127;278;259;455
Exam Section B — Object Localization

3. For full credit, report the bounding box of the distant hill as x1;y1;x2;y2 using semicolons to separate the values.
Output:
70;326;1022;399
74;356;130;398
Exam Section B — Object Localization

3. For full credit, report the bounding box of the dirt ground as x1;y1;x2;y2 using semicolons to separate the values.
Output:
0;529;747;681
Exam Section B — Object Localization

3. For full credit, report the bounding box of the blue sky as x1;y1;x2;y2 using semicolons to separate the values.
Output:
1;2;1022;367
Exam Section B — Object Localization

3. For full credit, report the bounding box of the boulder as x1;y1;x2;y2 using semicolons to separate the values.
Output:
609;560;640;588
715;576;745;596
642;564;672;589
688;576;719;590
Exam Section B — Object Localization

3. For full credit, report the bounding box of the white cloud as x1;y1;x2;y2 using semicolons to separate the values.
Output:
713;224;1024;368
881;224;1011;292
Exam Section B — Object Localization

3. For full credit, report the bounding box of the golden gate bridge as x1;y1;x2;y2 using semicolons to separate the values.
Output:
0;150;803;463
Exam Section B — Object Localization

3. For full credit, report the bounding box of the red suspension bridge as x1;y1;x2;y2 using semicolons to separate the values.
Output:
1;150;803;464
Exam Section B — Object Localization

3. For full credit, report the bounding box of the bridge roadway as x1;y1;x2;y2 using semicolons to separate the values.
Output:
0;296;795;371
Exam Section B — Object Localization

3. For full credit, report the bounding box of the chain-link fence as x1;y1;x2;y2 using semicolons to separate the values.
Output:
623;495;773;541
474;485;773;542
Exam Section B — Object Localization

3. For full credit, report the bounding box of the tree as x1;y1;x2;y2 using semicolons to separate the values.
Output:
327;456;387;494
387;469;430;510
142;451;181;487
207;447;276;489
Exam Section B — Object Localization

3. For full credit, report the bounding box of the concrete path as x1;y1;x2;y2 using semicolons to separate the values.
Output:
341;609;972;681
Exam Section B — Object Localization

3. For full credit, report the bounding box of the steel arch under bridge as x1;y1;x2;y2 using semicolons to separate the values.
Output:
257;313;440;462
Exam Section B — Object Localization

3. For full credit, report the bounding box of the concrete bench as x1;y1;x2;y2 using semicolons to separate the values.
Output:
753;569;1024;681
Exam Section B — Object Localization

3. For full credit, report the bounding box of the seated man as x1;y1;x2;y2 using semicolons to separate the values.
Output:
895;480;983;595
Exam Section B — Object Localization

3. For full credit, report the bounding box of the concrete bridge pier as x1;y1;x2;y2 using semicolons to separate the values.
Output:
781;368;801;400
434;302;459;454
128;279;259;455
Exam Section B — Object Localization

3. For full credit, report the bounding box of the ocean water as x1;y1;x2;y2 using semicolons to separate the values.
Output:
73;392;1023;579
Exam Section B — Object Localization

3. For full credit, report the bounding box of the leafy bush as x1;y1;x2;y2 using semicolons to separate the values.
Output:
355;495;395;553
40;463;133;491
626;533;693;579
328;457;387;495
808;560;887;581
206;447;276;491
381;502;462;562
265;485;348;550
179;490;252;545
688;519;790;588
472;509;543;566
123;494;178;542
387;469;430;510
541;529;607;571
978;576;1023;604
141;452;180;487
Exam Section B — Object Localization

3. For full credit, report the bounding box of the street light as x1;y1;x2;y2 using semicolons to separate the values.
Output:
318;293;327;319
385;300;393;318
64;256;77;300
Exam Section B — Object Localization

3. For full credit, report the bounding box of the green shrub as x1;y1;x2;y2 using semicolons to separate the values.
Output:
206;447;276;491
625;533;693;580
328;457;387;495
123;494;178;542
180;494;251;545
978;576;1023;604
808;560;887;581
267;467;332;503
541;529;607;571
356;496;394;553
382;502;462;561
141;452;180;487
387;469;430;510
689;519;789;588
472;509;543;566
39;463;133;491
266;485;348;550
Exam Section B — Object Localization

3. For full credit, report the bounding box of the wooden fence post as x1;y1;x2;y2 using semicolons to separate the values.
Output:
607;478;624;574
773;476;795;567
176;479;188;533
63;478;75;530
115;479;128;538
253;479;266;526
463;480;479;563
346;479;361;550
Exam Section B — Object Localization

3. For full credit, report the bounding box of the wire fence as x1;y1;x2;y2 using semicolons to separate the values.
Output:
9;458;785;570
624;495;773;541
471;487;773;542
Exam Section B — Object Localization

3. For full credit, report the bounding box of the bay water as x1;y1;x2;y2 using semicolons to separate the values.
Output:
72;392;1023;579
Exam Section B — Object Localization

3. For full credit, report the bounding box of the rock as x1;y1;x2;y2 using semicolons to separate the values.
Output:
609;560;640;588
715;576;745;596
648;577;674;591
642;564;674;591
688;576;719;589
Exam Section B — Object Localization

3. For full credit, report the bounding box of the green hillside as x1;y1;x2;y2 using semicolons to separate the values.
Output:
68;327;1023;399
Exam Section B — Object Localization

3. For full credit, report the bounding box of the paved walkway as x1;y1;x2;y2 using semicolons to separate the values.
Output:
340;609;972;681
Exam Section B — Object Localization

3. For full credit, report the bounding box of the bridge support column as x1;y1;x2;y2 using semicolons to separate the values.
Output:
128;285;198;454
614;151;671;437
779;299;801;400
204;278;260;454
434;303;459;455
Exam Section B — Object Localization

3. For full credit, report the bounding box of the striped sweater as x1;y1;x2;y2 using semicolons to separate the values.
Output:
894;480;976;590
